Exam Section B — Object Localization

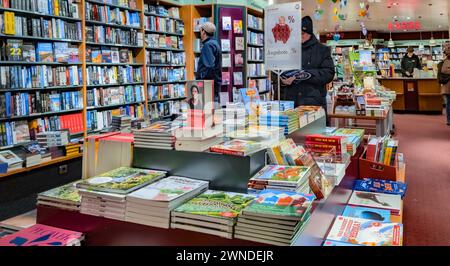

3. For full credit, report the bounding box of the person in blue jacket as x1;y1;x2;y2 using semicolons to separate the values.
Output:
195;22;222;101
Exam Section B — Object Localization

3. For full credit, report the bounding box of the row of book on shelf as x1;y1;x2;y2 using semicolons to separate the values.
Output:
85;2;140;28
146;33;183;49
87;105;144;131
86;25;143;46
0;40;80;62
147;50;185;65
144;14;184;35
86;46;134;64
0;0;80;19
86;85;145;107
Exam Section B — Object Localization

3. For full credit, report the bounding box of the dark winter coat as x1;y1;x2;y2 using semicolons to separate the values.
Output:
195;37;222;96
400;54;422;77
280;35;335;109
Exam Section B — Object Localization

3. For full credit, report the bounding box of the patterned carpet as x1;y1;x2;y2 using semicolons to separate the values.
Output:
394;113;450;246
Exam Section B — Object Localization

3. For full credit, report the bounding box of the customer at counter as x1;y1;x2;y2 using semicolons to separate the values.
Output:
437;44;450;126
400;47;422;78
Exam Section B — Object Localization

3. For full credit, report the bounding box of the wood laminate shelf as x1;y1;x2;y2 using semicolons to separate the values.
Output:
85;20;141;30
86;63;142;67
148;80;187;85
146;47;184;52
85;42;143;49
144;12;183;22
0;154;83;179
144;30;183;36
0;61;82;66
148;97;186;104
86;82;144;88
0;34;82;43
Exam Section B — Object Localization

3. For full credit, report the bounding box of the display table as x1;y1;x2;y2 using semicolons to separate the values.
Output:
329;108;393;137
378;77;442;113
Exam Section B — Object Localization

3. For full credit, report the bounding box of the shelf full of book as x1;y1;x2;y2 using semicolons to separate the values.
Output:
144;0;188;122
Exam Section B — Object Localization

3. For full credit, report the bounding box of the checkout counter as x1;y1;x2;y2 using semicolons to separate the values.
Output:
378;77;443;113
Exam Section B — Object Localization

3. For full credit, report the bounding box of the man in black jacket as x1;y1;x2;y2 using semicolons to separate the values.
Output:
400;47;422;77
280;16;335;113
196;22;222;101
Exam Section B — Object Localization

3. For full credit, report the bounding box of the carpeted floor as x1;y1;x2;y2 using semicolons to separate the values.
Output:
394;113;450;246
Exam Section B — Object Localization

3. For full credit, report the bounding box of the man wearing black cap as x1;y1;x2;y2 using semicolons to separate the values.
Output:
196;22;222;100
279;16;335;118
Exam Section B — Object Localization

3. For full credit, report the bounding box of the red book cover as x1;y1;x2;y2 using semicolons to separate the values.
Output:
305;141;342;153
210;147;245;157
0;224;83;246
102;133;134;143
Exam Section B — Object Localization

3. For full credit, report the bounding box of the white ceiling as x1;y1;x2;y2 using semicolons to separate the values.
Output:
276;0;449;33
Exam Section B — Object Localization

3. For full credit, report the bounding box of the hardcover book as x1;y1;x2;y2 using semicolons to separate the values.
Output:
326;216;403;246
0;224;83;246
173;190;255;220
76;167;167;194
36;42;54;62
185;80;214;114
234;53;244;66
233;72;243;86
233;20;243;34
6;39;23;61
222;53;231;68
348;191;402;214
353;178;407;199
22;43;36;62
242;189;315;219
0;150;23;166
342;205;391;222
38;182;81;205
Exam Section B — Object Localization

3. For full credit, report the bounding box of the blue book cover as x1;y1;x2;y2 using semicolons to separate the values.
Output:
5;92;11;117
354;178;407;199
342;205;391;222
239;88;260;115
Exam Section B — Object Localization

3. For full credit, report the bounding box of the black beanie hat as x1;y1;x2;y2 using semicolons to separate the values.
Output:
302;16;313;35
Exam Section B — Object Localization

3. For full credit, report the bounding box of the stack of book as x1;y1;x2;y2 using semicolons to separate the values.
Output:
171;190;255;239
36;131;70;148
64;143;81;157
226;125;285;148
133;121;180;150
174;127;223;152
210;139;264;157
331;128;365;156
0;150;23;171
235;190;316;246
37;182;81;211
305;134;347;158
215;104;248;134
247;165;311;195
76;167;167;221
22;142;43;167
259;110;299;135
324;216;403;246
347;190;402;217
125;176;209;228
0;224;84;246
48;146;66;159
111;116;132;132
366;137;398;166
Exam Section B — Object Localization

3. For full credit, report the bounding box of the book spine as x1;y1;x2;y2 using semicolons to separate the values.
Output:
210;147;245;157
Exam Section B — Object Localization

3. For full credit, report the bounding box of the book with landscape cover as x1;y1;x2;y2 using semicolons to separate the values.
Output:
38;182;81;206
348;191;402;214
249;165;311;187
126;176;209;208
326;216;403;246
36;42;54;62
76;167;167;194
172;190;255;223
342;205;391;223
210;139;264;156
241;189;315;220
0;224;83;246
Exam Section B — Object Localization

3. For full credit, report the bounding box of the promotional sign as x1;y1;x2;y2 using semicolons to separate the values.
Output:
264;2;302;70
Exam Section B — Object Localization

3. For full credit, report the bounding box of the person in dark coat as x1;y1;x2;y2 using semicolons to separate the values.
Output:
400;47;422;78
279;16;335;113
195;22;222;101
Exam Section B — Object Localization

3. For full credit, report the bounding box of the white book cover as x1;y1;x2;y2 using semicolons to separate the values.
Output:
222;53;231;68
221;39;231;52
222;16;232;31
348;191;402;213
127;176;208;204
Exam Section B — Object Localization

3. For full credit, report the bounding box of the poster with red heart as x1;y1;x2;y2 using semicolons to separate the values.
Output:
265;2;302;70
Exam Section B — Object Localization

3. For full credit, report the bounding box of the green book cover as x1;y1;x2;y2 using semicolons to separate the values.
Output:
76;167;166;194
250;165;311;186
173;190;255;220
38;181;81;204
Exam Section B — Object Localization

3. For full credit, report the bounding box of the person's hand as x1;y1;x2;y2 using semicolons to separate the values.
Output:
281;76;296;85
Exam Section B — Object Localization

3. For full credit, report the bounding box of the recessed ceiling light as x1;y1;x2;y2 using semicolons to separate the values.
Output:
406;17;411;20
393;2;399;6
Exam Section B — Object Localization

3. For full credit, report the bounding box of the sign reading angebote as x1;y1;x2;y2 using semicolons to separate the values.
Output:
264;2;302;70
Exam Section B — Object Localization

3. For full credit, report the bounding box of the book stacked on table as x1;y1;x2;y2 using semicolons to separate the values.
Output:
171;190;255;239
235;189;316;246
37;181;81;211
112;115;132;132
259;109;299;135
215;104;248;134
0;150;23;171
76;167;167;221
347;190;402;216
125;176;209;228
65;143;81;157
0;224;84;246
174;126;223;152
247;165;311;195
353;178;407;199
37;131;69;148
133;121;180;150
324;216;403;246
226;125;285;148
331;128;365;156
210;139;264;157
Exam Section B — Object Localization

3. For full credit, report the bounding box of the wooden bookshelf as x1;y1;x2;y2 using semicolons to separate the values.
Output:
0;154;83;179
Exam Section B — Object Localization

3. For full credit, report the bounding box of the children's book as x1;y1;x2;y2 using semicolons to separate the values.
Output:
221;39;231;52
233;20;243;34
353;178;407;199
348;191;402;215
326;216;403;246
235;37;245;51
222;16;232;31
0;224;83;246
210;139;264;156
342;205;391;222
250;165;311;186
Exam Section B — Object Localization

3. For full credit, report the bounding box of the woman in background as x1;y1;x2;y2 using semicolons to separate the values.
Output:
437;44;450;126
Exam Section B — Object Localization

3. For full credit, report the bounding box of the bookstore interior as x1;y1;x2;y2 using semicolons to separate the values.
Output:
0;0;449;248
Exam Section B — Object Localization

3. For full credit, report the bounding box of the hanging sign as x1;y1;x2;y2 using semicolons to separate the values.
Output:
388;21;422;31
264;2;302;70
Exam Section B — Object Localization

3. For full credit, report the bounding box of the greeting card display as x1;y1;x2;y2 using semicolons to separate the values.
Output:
222;53;231;67
234;54;244;66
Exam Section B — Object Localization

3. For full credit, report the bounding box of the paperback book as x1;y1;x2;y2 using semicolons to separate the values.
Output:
354;178;407;199
342;205;391;222
0;224;83;246
348;191;402;215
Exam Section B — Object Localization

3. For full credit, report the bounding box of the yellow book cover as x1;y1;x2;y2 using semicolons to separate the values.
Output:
272;146;285;165
384;147;393;166
4;11;15;35
54;0;60;16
